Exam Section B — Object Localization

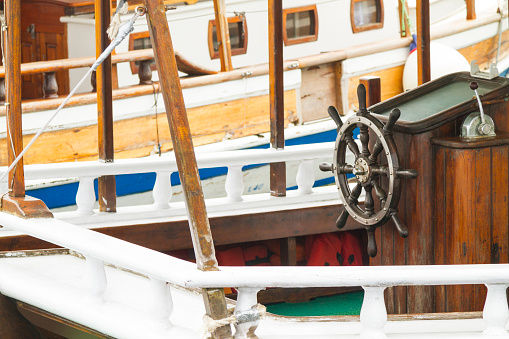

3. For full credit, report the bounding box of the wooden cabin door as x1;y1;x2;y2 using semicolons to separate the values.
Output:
20;30;69;100
20;31;42;99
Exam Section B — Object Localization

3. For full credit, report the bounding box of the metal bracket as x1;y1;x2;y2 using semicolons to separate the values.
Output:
470;60;499;80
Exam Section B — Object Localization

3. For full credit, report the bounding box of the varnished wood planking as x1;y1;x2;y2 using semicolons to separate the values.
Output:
406;131;435;314
394;132;409;315
434;143;508;312
0;90;296;165
491;146;509;265
433;146;446;312
473;147;491;309
446;149;475;312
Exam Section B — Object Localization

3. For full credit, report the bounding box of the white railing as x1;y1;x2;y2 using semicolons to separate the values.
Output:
3;142;351;228
0;213;507;338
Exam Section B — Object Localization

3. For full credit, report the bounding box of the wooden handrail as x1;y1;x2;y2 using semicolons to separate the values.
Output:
0;49;155;77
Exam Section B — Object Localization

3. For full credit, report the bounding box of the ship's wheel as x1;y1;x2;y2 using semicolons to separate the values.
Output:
320;84;417;257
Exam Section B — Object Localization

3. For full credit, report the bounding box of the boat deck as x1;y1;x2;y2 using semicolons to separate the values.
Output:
0;252;504;339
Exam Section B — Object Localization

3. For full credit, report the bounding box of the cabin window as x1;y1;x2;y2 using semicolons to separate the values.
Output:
128;31;156;74
351;0;384;33
283;5;318;46
208;16;248;60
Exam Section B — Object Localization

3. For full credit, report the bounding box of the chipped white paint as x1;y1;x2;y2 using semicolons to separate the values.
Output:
234;288;262;339
153;171;172;209
76;177;96;215
225;165;244;202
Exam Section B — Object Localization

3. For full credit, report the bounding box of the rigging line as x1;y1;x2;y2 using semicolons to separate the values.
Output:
399;0;414;35
150;82;161;156
0;10;143;184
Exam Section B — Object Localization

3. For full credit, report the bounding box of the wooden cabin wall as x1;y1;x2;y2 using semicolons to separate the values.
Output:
373;99;509;314
0;89;297;165
19;0;71;99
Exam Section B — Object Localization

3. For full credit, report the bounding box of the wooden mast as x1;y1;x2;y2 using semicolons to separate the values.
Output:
213;0;233;71
142;0;231;337
1;0;51;218
416;0;430;85
95;0;117;212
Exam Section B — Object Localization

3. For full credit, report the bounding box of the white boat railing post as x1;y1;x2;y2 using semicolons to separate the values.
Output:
148;278;173;326
84;255;107;300
226;165;244;202
296;159;315;195
234;287;262;339
76;177;96;215
483;283;509;336
152;171;172;209
360;285;387;338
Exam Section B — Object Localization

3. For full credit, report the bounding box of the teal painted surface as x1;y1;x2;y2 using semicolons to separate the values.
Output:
266;291;364;316
377;80;497;122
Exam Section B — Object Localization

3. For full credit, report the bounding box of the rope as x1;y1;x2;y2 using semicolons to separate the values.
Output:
201;304;266;339
107;0;130;40
399;0;414;36
0;9;143;184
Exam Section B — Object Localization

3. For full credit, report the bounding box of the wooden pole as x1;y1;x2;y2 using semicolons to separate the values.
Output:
268;0;285;197
95;0;116;212
142;1;231;337
466;0;476;20
5;0;24;198
416;0;431;85
1;0;52;218
213;0;233;72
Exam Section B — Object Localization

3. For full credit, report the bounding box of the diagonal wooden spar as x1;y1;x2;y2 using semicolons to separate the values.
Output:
141;0;232;336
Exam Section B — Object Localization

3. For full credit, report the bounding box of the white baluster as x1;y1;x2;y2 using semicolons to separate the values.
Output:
148;278;173;326
226;166;244;202
84;256;106;300
483;284;509;336
234;287;262;339
360;286;387;338
296;159;315;195
76;177;96;215
153;171;172;209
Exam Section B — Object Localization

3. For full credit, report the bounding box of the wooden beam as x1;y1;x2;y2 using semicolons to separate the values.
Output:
1;0;52;218
268;0;286;197
95;0;116;212
5;0;24;197
466;0;476;20
213;0;233;72
142;0;231;336
416;0;431;85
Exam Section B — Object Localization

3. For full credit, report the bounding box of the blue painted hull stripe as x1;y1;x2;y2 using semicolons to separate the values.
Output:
29;127;344;208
